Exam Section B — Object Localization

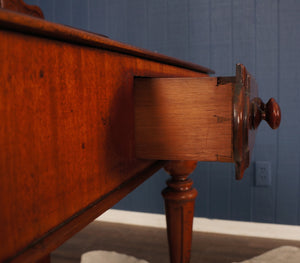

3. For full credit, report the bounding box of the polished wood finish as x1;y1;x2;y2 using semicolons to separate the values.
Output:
0;9;212;75
233;64;282;179
35;255;51;263
0;0;44;18
134;77;234;162
4;161;165;263
0;7;208;263
233;64;254;179
251;97;281;130
163;161;198;263
135;64;281;180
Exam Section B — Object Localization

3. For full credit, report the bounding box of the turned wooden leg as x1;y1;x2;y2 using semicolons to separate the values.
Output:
162;160;198;263
36;254;51;263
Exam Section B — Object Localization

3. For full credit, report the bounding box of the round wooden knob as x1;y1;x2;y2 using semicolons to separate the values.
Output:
252;97;281;130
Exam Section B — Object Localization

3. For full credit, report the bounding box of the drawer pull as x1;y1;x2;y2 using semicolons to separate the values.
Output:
135;64;281;180
251;97;281;130
233;64;281;180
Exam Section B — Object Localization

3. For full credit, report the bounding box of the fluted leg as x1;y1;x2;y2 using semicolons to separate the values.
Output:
162;161;198;263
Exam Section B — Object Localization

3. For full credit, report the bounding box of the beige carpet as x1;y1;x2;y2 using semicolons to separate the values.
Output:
81;246;300;263
81;251;149;263
52;221;300;263
235;246;300;263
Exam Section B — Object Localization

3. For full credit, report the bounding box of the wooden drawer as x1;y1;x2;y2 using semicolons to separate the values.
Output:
134;64;281;179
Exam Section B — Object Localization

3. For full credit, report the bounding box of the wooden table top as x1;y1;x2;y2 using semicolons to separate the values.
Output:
0;7;209;263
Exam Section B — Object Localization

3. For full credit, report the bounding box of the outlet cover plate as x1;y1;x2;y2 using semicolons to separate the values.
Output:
255;161;271;187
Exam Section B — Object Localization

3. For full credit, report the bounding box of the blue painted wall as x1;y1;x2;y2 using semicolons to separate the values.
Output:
25;0;300;225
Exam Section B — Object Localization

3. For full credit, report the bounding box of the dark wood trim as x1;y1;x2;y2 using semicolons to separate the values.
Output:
5;161;166;263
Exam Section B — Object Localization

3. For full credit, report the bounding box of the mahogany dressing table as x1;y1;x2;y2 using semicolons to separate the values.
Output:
0;1;281;263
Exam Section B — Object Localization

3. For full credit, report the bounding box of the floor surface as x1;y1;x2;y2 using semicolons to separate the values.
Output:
52;221;300;263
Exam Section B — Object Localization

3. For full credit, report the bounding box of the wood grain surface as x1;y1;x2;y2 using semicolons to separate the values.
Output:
163;161;198;263
0;17;207;263
135;77;234;162
0;9;213;75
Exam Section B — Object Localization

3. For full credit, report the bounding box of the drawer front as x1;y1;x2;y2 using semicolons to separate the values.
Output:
134;64;281;179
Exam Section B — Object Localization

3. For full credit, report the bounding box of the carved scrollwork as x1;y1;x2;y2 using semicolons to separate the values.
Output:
0;0;44;18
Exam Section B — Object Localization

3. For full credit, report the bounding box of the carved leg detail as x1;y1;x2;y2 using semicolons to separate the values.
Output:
162;161;198;263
